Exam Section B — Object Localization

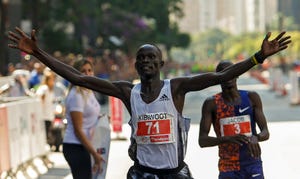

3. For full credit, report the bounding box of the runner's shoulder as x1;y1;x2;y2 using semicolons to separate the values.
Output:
203;96;216;107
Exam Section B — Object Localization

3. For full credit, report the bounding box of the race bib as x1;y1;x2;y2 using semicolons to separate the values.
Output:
220;115;252;137
136;113;175;144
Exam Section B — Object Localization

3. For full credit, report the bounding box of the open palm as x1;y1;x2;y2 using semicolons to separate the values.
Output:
261;31;291;58
8;27;38;55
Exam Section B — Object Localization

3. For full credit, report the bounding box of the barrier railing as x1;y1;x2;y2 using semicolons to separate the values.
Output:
0;97;51;179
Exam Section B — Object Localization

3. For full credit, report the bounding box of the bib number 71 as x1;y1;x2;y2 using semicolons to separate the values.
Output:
145;121;159;134
137;120;171;136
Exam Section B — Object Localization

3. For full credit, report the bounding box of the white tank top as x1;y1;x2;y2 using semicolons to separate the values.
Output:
130;79;181;169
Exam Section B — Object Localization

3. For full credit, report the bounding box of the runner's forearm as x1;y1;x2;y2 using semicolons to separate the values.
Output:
220;56;257;83
199;136;224;147
256;129;269;142
33;47;81;82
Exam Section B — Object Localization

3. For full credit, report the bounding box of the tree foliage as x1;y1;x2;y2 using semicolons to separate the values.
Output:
21;0;190;55
172;29;299;63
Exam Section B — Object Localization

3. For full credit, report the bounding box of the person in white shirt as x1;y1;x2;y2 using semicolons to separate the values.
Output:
62;59;104;179
36;69;56;146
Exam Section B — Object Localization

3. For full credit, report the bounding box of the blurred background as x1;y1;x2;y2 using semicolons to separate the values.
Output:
0;0;299;81
1;1;300;179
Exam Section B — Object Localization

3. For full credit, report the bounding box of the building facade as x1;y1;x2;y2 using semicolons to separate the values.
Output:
176;0;278;34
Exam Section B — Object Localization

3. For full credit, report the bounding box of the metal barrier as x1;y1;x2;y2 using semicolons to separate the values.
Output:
0;76;13;87
0;97;51;179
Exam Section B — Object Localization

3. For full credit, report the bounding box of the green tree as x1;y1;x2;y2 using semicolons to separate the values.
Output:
100;0;190;55
187;29;231;61
21;0;190;56
22;0;99;54
174;29;299;65
97;5;152;54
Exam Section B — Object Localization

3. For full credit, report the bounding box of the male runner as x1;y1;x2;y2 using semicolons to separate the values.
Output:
8;27;290;178
199;60;270;179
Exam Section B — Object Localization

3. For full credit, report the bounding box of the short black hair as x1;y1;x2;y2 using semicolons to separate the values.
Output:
137;44;162;60
216;60;233;72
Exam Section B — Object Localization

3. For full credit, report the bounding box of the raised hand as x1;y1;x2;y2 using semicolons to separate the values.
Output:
259;31;291;61
8;27;38;55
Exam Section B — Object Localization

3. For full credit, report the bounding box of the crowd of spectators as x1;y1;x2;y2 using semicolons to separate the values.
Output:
3;48;298;101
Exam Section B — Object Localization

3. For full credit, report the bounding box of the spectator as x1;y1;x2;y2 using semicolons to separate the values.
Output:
36;69;56;146
29;62;45;89
63;59;104;179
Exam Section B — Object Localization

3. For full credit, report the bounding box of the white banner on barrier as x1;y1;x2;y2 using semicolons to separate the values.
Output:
0;106;10;173
0;98;47;172
7;103;22;169
30;99;46;158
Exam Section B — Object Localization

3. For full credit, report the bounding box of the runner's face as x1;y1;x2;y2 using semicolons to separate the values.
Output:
221;78;237;89
135;45;162;78
219;63;237;89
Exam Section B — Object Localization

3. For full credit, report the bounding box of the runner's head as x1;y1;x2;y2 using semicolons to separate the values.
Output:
216;60;233;72
216;60;237;90
135;44;164;80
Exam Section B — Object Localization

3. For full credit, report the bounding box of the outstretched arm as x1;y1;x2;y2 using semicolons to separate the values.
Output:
177;31;291;94
8;27;132;99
